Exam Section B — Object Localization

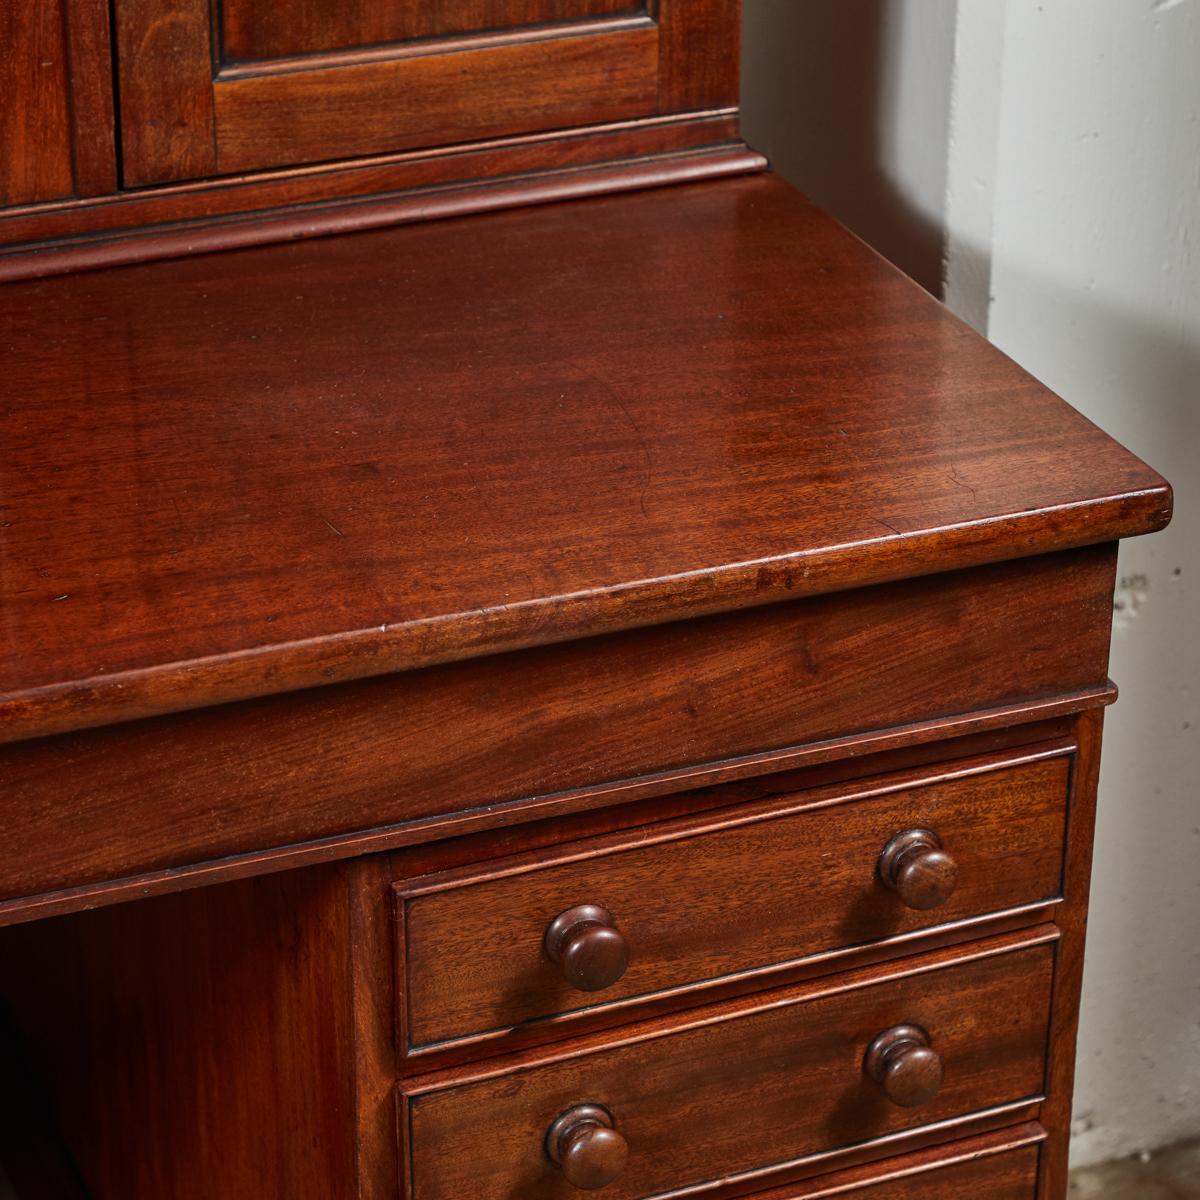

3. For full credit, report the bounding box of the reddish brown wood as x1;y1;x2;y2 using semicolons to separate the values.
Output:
864;1025;945;1109
1037;706;1106;1200
659;0;740;112
399;931;1055;1200
0;0;74;205
877;830;960;911
113;0;218;186
0;176;1169;741
110;0;739;187
0;126;758;281
0;701;1094;930
545;1104;629;1190
212;20;658;175
0;548;1111;908
386;717;1084;881
345;854;403;1200
0;9;1173;1200
220;0;638;61
750;1125;1043;1198
0;866;360;1199
397;747;1070;1054
63;0;118;197
544;905;632;993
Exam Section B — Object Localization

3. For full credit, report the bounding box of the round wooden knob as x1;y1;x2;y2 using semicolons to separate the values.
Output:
544;904;630;992
864;1024;945;1108
878;829;959;910
545;1104;628;1190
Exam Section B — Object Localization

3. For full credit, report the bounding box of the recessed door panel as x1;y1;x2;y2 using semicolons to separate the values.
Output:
113;0;737;187
221;0;645;62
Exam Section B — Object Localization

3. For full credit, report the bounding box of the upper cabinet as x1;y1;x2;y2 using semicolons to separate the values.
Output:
113;0;738;186
1;0;755;278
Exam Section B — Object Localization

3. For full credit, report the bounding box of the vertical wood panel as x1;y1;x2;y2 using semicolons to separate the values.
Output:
658;0;740;113
0;0;74;205
114;0;218;185
65;0;118;197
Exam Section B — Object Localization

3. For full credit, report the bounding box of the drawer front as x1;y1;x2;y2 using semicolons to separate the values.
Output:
399;750;1069;1051
400;936;1054;1200
796;1143;1040;1199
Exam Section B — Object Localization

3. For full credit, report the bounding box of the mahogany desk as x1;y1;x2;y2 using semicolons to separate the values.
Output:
0;174;1173;1198
0;3;1172;1196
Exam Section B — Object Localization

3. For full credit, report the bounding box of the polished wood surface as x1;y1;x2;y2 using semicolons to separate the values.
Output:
0;866;361;1199
0;119;759;281
399;931;1054;1200
397;747;1069;1054
0;1;74;206
111;0;735;184
544;905;632;993
0;548;1106;916
221;0;638;61
0;4;1174;1198
210;21;660;176
0;0;746;273
864;1025;946;1109
0;733;1066;1200
752;1128;1042;1199
1;172;1170;738
878;829;960;911
545;1103;629;1190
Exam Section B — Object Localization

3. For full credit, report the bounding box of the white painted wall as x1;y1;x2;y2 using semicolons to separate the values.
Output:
745;0;1200;1168
963;0;1200;1166
741;0;958;293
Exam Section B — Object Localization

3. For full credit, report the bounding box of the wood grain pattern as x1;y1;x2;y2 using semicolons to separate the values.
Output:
0;174;1169;738
385;717;1084;885
221;0;642;62
398;748;1071;1053
1037;706;1106;1199
212;20;659;174
0;866;359;1200
0;547;1113;906
113;0;218;185
2;0;747;264
0;118;755;280
400;933;1055;1200
752;1127;1042;1198
0;702;1096;929
63;0;118;197
0;0;74;205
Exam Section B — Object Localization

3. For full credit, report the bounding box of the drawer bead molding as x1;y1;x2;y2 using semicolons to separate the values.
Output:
878;829;960;911
544;1103;628;1190
864;1024;946;1109
544;904;631;993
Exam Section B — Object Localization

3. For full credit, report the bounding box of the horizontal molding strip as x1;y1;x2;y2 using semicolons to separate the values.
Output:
0;687;1112;928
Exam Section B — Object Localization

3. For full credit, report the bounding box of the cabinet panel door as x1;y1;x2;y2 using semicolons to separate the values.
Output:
221;0;641;61
0;0;74;205
113;0;737;186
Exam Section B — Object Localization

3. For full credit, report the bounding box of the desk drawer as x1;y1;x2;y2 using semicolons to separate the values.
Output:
397;748;1069;1052
778;1137;1041;1198
400;933;1054;1200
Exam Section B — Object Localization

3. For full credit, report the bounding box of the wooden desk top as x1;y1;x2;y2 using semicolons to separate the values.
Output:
0;174;1170;742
